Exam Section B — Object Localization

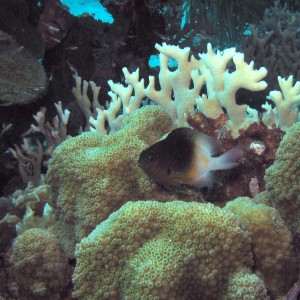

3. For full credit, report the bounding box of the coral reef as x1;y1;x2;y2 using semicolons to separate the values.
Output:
1;1;300;297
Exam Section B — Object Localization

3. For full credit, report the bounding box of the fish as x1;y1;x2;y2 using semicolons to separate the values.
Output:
138;127;243;189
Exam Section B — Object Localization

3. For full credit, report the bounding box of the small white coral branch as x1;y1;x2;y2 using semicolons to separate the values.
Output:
75;68;145;135
261;102;278;128
29;103;70;156
31;107;47;135
89;96;123;135
0;213;20;225
196;94;223;119
108;68;145;115
72;74;102;129
89;108;107;135
266;75;300;131
54;101;70;125
49;101;70;147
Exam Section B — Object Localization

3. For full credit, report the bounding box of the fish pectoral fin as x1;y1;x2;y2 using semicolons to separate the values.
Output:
192;171;214;188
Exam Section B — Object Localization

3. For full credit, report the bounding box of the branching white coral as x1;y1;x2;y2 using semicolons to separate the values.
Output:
108;68;145;115
145;43;204;125
265;75;300;131
30;101;70;156
73;43;283;138
72;74;102;130
73;69;146;135
199;44;267;136
10;102;70;185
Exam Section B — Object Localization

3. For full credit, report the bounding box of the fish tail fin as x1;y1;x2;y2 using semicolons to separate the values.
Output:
211;145;243;171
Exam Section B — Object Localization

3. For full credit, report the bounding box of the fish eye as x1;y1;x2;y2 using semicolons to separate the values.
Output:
148;155;155;162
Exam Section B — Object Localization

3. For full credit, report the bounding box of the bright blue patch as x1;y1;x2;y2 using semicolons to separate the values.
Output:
148;55;159;68
243;28;252;36
60;0;114;23
148;54;178;68
180;9;188;29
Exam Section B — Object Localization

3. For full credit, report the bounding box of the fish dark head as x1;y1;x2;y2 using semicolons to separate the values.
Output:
138;140;173;185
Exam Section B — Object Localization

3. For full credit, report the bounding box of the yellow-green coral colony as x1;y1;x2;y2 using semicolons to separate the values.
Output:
73;200;297;299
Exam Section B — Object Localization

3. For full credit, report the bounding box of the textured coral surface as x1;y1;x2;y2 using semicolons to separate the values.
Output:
10;228;71;300
225;197;297;296
73;201;254;299
264;122;300;232
73;198;297;299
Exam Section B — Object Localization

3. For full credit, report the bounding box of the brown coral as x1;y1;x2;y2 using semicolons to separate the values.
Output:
9;228;71;300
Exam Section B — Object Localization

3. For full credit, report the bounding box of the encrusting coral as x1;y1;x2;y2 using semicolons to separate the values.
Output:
73;198;297;299
73;201;255;300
